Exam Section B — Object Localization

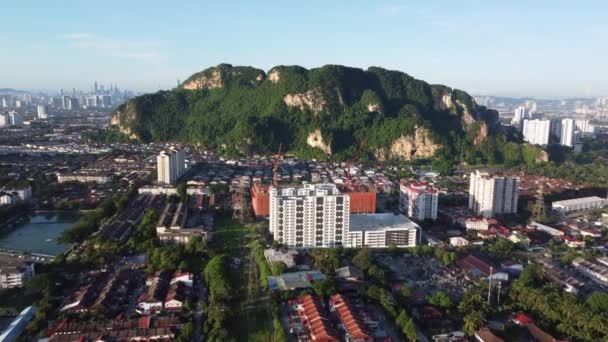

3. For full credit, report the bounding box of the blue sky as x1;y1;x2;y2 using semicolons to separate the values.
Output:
2;0;607;97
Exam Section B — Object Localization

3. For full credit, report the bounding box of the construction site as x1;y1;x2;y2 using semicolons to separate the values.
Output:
250;142;377;218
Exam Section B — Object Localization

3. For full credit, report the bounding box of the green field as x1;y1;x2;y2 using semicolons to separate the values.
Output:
208;216;274;341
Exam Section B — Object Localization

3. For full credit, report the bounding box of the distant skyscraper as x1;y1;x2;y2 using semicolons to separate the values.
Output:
522;119;551;146
560;118;576;147
511;106;530;129
37;105;48;119
469;170;519;218
1;98;7;108
399;181;438;220
8;111;24;126
61;95;71;110
94;81;98;94
525;100;537;113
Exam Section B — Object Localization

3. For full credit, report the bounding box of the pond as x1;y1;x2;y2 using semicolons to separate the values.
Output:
0;211;81;256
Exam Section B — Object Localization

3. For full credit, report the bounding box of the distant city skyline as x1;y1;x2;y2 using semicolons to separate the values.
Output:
1;1;608;97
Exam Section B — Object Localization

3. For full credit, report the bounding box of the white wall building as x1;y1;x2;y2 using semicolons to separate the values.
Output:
269;183;349;248
572;257;608;286
8;111;23;126
37;105;48;119
347;213;419;248
468;170;519;218
552;196;608;214
157;147;186;184
465;218;490;231
511;106;531;129
522;119;551;146
399;181;438;220
0;261;34;289
560;118;576;147
574;119;594;134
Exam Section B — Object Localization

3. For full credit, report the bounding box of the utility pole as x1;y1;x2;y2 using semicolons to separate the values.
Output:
487;266;493;305
496;281;502;308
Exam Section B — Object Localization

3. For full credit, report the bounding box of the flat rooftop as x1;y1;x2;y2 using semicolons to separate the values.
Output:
553;196;608;206
349;213;419;232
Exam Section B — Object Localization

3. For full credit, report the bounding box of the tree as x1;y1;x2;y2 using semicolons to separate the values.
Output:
403;318;418;342
586;292;608;314
352;248;373;271
458;290;490;317
427;291;452;309
442;252;456;266
176;182;188;203
463;311;485;335
396;310;410;329
177;321;194;342
368;265;388;286
271;261;287;276
312;278;337;298
273;317;287;342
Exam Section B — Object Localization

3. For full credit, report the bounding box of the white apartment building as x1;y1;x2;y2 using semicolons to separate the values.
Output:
269;183;349;248
157;147;186;184
560;118;576;147
347;213;419;248
399;181;438;220
511;106;531;129
522;119;551;146
37;105;48;119
8;111;23;126
575;119;594;135
0;261;35;289
468;170;519;218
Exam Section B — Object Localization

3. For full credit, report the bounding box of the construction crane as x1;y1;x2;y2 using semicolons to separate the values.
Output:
272;143;283;187
346;139;366;191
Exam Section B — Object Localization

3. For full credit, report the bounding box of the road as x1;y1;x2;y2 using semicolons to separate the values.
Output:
194;272;207;342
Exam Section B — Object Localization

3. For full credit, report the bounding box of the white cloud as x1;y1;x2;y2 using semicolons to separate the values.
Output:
60;33;165;64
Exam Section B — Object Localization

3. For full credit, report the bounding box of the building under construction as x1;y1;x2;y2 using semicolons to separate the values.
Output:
251;183;271;217
251;182;376;217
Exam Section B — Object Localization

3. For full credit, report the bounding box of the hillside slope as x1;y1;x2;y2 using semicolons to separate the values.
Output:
112;64;530;163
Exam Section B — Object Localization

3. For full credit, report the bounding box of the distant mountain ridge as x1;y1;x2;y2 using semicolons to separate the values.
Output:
0;88;30;95
112;63;542;164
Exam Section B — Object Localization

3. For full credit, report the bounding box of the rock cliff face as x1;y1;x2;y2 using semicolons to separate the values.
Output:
182;69;224;90
375;127;440;161
268;69;280;83
537;149;549;162
367;103;381;113
306;129;332;154
284;88;327;114
473;122;489;146
111;101;138;139
113;63;503;160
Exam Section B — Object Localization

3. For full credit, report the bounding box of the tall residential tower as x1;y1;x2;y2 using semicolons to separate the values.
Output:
269;183;349;248
468;170;519;218
399;181;438;220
